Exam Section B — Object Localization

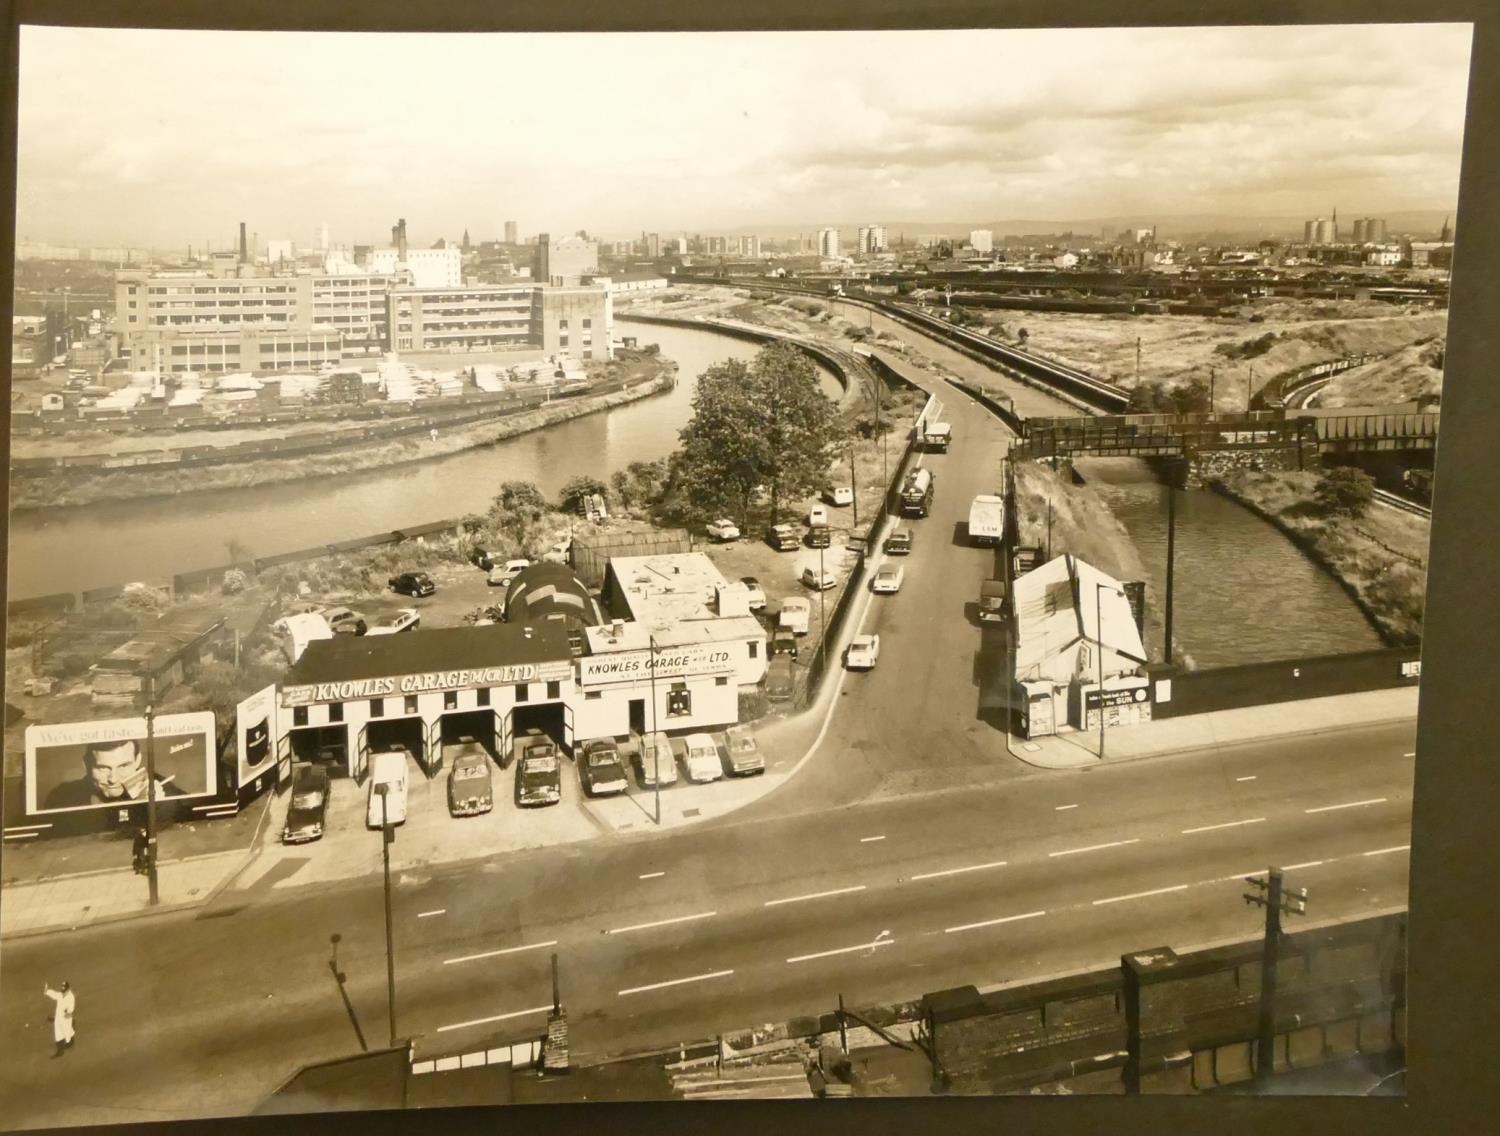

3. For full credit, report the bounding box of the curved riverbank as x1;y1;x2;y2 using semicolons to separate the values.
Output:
9;368;676;512
1209;470;1426;647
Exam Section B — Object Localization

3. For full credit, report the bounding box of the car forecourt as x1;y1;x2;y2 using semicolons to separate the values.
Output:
244;553;767;795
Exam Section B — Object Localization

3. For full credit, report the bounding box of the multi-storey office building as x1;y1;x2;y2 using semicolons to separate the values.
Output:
387;284;536;352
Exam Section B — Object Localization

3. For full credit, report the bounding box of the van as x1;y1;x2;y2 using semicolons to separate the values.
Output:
899;467;935;517
366;750;409;828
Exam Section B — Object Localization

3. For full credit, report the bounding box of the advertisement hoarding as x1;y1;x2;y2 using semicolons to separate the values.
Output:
236;685;278;789
1084;685;1151;711
24;713;218;815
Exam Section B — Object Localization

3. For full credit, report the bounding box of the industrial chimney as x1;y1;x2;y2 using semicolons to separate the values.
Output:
238;222;248;264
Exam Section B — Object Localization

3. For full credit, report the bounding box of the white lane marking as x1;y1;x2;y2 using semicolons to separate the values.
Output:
619;970;735;997
1403;752;1415;758
1054;804;1078;811
787;939;897;964
1181;817;1266;835
603;911;717;935
437;1005;552;1033
860;835;886;843
1049;838;1139;858
910;859;1008;882
639;871;666;880
945;910;1047;934
764;885;867;907
1362;845;1411;857
1236;776;1257;782
443;940;558;966
1306;797;1388;814
1092;884;1191;906
1284;860;1327;870
417;909;447;918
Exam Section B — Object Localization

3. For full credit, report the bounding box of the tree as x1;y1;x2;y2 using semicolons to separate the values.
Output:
1314;466;1376;517
610;460;668;512
1128;378;1211;415
490;480;548;548
1017;327;1029;346
674;343;839;525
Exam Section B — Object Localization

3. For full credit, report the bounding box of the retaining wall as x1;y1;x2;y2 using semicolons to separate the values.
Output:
1150;646;1421;718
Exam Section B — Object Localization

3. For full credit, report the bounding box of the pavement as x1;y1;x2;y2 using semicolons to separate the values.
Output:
0;685;1419;938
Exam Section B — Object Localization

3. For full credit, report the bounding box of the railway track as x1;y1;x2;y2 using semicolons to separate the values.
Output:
1373;488;1432;519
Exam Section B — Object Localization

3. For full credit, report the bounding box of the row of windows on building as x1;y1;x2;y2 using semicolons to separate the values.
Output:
160;338;340;355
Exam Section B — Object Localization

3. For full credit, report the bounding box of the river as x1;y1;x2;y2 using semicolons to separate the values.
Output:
6;322;842;601
1076;458;1385;667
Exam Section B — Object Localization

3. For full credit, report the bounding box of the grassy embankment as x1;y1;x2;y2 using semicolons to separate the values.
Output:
1212;470;1427;647
11;360;676;511
1010;461;1169;665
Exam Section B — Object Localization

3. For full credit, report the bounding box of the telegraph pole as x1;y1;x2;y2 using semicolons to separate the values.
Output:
1247;365;1254;413
143;676;160;906
649;634;660;826
1244;867;1308;1081
377;784;398;1048
1135;336;1141;387
1095;584;1106;759
1209;367;1216;414
848;440;859;529
1164;464;1177;664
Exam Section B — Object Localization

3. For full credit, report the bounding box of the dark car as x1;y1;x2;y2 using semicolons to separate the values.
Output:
282;764;330;844
805;523;831;549
469;547;498;571
389;571;436;597
446;741;494;817
883;528;913;555
579;738;629;797
516;739;562;807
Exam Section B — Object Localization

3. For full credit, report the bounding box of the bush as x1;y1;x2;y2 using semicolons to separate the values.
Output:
1214;332;1276;360
1314;466;1376;517
738;688;771;723
221;568;249;596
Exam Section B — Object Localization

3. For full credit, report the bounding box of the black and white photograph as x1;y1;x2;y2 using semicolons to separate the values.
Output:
0;9;1489;1130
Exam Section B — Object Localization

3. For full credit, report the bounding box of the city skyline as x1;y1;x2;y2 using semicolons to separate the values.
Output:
15;23;1471;248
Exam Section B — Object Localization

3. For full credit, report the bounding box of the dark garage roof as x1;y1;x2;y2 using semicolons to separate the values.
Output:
506;563;603;627
291;620;572;685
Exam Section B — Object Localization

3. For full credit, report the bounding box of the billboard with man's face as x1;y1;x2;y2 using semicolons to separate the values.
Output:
24;713;217;815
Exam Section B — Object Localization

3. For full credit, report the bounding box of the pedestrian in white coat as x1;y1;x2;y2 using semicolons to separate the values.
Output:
44;982;75;1056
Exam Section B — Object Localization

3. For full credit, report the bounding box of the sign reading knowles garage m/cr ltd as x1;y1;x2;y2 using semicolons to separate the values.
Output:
579;644;737;687
280;661;574;707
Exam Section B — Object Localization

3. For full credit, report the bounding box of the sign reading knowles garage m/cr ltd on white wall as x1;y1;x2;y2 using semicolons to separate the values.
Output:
579;644;736;687
280;661;575;707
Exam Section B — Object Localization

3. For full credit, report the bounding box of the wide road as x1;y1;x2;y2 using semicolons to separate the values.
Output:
0;723;1413;1128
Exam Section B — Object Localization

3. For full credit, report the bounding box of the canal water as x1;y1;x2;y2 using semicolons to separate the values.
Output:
1077;458;1385;667
6;322;842;600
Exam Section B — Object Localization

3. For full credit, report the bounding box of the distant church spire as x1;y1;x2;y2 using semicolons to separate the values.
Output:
1441;215;1452;242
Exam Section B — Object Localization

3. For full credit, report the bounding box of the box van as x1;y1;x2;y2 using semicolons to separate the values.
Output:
968;495;1005;546
900;467;935;517
366;750;409;828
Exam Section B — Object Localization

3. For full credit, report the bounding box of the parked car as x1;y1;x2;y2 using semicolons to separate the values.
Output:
765;523;801;551
272;612;335;664
723;725;764;776
771;626;799;657
845;633;882;671
706;518;741;542
801;565;838;591
635;731;678;788
366;608;420;636
872;564;905;594
366;749;409;827
808;504;830;526
779;597;811;635
884;529;913;555
766;653;795;702
389;572;436;598
489;559;531;587
805;523;831;549
823;486;854;507
446;742;494;817
683;733;724;783
469;547;498;571
282;764;330;844
323;606;368;636
740;577;767;610
516;739;562;807
579;738;629;797
541;537;572;565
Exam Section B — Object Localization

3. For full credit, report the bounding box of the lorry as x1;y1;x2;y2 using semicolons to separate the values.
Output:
968;494;1006;546
899;467;935;517
923;421;953;452
978;579;1008;624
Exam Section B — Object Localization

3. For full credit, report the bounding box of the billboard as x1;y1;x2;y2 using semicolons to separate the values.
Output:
24;713;217;815
236;685;278;788
1084;685;1151;711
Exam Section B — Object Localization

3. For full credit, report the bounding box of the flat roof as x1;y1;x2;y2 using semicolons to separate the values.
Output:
291;621;572;686
607;553;731;629
584;614;763;654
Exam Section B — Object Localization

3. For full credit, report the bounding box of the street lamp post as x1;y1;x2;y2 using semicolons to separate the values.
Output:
143;676;160;906
1095;584;1106;759
649;633;660;826
818;545;827;646
375;784;397;1048
848;440;859;530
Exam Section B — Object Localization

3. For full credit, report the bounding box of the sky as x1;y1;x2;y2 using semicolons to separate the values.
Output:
14;23;1474;249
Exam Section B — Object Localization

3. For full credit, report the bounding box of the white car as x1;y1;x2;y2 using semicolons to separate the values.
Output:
636;731;678;787
682;733;724;783
808;504;830;526
706;518;741;542
845;634;881;671
489;558;531;587
801;566;838;591
823;486;854;507
739;577;767;610
779;597;811;635
872;564;905;594
365;608;421;636
541;537;572;565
